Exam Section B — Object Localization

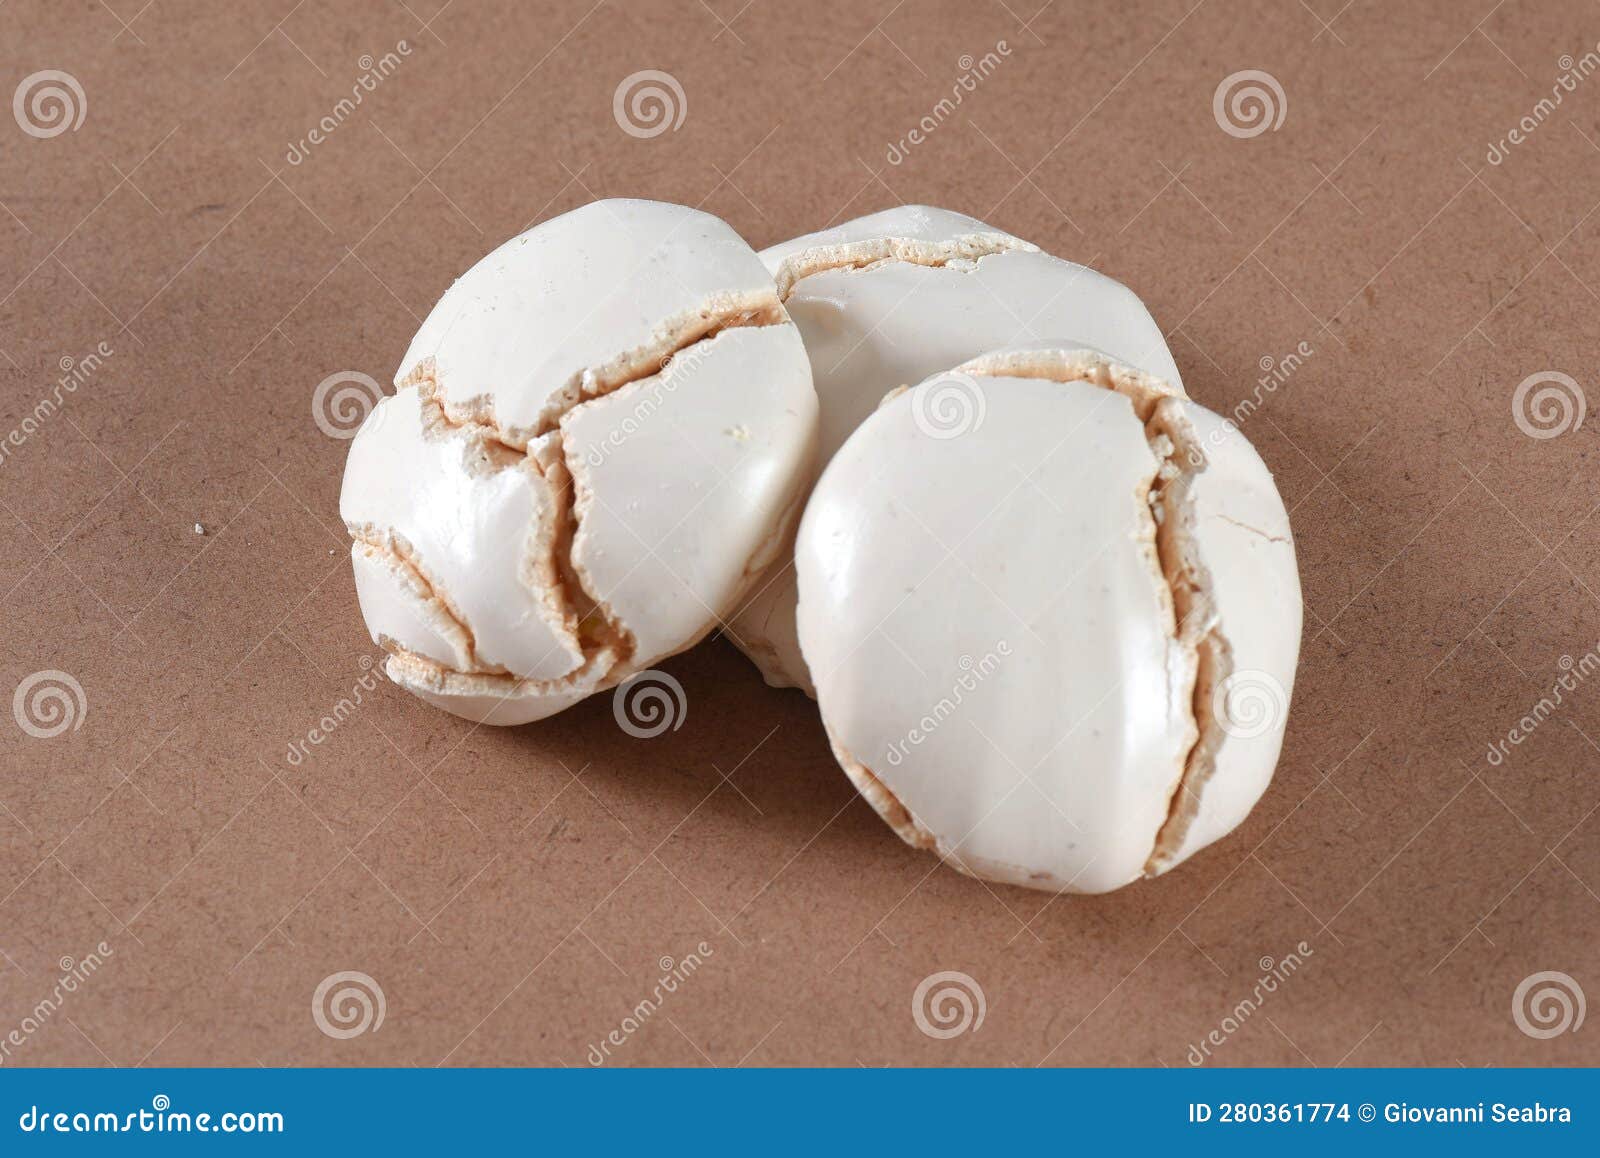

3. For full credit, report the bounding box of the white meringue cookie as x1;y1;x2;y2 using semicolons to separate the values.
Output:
340;199;818;724
794;345;1301;893
727;205;1183;694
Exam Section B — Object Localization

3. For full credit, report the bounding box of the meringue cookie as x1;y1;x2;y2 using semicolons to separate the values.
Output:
341;199;818;724
794;345;1301;893
726;205;1183;694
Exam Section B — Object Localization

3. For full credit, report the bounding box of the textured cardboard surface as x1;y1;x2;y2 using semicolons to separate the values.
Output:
2;0;1599;1067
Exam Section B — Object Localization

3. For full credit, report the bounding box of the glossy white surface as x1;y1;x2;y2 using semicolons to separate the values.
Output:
729;205;1184;693
341;199;817;724
795;346;1301;893
399;199;781;444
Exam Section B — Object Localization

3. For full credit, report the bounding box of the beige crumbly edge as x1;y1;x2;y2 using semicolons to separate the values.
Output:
348;533;500;673
958;348;1229;878
827;730;1070;888
827;732;937;852
842;348;1231;883
1139;399;1232;874
386;465;818;707
768;231;1037;301
350;293;793;707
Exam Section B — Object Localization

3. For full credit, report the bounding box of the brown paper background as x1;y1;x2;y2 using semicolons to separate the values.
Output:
2;0;1599;1068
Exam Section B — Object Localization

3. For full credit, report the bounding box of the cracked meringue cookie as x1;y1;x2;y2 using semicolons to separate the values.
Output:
726;205;1183;696
340;199;818;725
794;345;1301;894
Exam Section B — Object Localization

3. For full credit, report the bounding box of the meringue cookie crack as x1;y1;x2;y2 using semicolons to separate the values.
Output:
954;347;1231;880
768;232;1036;301
349;298;793;702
